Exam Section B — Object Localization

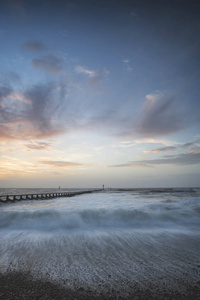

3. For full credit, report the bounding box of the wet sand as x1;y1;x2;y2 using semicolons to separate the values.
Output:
1;271;200;300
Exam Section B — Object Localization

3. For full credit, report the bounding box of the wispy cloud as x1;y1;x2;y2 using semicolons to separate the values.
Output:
24;141;52;151
75;65;96;77
87;67;109;86
133;138;178;146
32;55;63;74
107;163;154;168
9;92;31;104
0;155;35;179
21;41;46;52
108;152;200;168
182;142;196;148
39;160;97;168
135;92;183;137
189;148;200;154
122;59;132;71
144;146;177;153
113;91;185;139
75;65;109;85
142;139;200;153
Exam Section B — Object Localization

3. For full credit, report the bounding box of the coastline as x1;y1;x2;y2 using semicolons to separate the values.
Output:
0;271;199;300
1;189;200;299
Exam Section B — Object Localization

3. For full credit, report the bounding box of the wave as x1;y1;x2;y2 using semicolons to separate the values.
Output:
1;200;200;232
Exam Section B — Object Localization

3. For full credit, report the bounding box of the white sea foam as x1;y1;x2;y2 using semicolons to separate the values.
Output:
0;204;200;233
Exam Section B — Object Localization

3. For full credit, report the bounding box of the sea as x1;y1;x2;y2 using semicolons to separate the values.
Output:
0;188;200;297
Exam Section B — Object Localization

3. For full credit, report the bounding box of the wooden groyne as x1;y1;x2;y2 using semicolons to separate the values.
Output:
0;190;102;204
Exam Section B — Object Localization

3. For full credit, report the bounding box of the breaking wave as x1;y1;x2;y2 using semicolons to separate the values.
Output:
1;199;200;233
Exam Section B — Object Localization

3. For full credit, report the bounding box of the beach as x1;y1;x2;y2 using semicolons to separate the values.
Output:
0;188;200;299
1;267;199;299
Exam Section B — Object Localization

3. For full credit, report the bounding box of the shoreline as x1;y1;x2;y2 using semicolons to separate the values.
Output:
0;271;199;300
1;189;200;299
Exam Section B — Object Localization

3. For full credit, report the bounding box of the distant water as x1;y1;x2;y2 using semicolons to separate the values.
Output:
0;188;200;296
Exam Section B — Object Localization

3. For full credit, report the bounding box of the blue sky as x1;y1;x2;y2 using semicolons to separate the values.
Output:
0;0;200;188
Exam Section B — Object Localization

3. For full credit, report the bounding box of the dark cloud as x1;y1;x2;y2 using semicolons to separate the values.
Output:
108;153;200;168
32;55;63;74
21;41;46;52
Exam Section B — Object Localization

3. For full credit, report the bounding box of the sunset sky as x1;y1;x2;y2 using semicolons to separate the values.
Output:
0;0;200;188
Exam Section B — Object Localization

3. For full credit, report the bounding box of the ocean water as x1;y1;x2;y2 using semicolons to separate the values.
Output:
0;188;200;296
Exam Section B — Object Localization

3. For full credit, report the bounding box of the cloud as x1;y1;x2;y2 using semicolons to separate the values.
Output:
135;92;183;137
9;92;31;104
0;71;115;142
144;146;177;153
39;160;96;168
108;152;200;168
182;142;195;148
0;81;67;141
24;141;52;150
32;55;63;74
0;85;22;140
107;163;154;169
133;138;178;146
21;41;46;52
122;59;132;71
141;139;200;153
75;65;96;77
87;67;109;86
114;91;185;139
189;148;200;154
141;153;200;166
24;82;66;137
75;65;109;86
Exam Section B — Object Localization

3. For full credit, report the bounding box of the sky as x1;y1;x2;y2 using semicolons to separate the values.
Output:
0;0;200;188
